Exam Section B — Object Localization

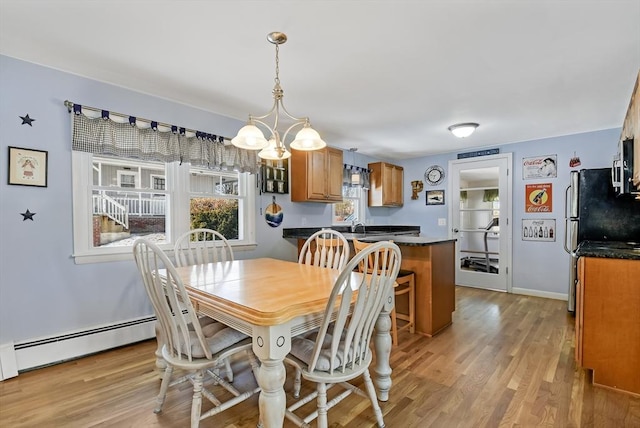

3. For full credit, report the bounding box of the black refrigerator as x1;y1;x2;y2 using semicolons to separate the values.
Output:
564;168;640;312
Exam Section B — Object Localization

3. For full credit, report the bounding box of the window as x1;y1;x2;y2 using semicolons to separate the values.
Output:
150;174;166;191
117;170;138;188
72;152;256;264
189;167;242;239
332;186;367;226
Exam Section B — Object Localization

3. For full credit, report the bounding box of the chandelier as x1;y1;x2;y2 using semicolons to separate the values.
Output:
231;32;326;160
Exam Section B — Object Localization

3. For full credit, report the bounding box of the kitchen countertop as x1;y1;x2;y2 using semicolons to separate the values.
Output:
348;234;456;246
282;225;420;239
576;240;640;260
282;226;455;247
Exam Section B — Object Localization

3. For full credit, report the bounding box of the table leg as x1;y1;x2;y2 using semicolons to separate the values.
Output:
373;298;393;401
257;358;286;427
252;325;290;428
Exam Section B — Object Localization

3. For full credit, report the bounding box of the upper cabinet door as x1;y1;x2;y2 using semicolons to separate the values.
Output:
291;147;343;202
326;148;344;201
369;162;403;207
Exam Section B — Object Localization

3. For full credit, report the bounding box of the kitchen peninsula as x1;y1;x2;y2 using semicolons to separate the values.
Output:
283;227;456;336
574;241;640;396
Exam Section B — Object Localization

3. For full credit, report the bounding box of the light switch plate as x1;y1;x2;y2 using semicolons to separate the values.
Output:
438;218;447;226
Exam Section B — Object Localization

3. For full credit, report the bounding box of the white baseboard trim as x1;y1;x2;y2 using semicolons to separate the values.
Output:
511;287;568;301
10;317;156;374
0;342;18;380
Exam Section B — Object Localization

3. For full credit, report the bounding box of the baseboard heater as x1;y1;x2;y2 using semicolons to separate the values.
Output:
9;316;156;375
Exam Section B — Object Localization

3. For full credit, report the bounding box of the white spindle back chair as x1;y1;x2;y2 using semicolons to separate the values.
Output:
285;241;401;428
174;228;234;267
298;229;350;270
133;239;259;428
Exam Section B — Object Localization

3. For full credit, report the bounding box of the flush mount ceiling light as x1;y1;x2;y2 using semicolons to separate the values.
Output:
448;122;479;138
231;32;326;160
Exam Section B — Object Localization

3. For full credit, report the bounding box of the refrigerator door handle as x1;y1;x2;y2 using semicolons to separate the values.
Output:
563;185;577;255
563;218;573;254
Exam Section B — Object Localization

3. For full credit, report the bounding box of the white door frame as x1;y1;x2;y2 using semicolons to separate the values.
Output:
448;153;512;293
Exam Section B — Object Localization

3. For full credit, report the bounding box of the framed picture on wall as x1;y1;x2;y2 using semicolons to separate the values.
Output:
426;190;444;205
8;146;48;187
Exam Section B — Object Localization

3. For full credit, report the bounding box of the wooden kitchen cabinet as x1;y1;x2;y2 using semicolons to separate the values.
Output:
290;147;343;202
620;71;639;191
368;162;404;207
398;241;455;336
575;256;640;395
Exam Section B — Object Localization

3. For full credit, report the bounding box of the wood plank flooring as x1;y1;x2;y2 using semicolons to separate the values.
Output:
1;286;639;427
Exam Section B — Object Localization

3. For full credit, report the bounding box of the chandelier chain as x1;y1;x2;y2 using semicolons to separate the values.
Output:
231;32;326;159
274;43;280;86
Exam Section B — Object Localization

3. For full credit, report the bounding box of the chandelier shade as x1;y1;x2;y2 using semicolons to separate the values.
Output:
290;125;326;151
258;138;292;160
232;32;326;159
231;123;269;150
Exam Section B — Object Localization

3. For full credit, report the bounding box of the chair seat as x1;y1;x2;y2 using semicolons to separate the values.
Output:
162;339;253;371
290;329;359;374
286;349;372;383
182;323;249;359
398;268;414;277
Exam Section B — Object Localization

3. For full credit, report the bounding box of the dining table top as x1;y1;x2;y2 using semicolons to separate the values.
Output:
165;257;362;327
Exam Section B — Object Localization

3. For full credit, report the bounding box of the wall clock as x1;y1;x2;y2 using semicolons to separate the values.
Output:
424;165;445;185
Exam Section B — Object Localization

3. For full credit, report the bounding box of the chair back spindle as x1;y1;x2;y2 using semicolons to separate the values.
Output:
299;229;350;270
174;228;234;267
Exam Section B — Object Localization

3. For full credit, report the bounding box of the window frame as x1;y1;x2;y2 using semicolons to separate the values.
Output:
71;152;256;264
150;174;166;191
332;186;367;226
116;170;139;188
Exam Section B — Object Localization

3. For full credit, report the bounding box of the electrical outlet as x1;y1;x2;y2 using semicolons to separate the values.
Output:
438;218;447;226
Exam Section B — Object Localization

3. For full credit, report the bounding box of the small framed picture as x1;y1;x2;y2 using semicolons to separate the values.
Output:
426;190;444;205
8;146;48;187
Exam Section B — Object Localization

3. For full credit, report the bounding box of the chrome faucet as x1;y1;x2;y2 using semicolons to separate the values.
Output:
351;220;366;233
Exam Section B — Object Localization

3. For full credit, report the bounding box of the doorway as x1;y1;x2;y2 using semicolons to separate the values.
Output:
449;153;512;292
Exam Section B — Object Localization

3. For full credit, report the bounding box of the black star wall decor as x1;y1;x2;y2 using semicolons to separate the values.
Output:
20;209;36;221
19;114;35;126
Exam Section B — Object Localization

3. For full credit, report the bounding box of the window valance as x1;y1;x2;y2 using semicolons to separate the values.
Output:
342;164;371;190
68;102;258;174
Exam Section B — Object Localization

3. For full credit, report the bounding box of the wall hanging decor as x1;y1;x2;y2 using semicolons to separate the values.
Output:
569;152;581;168
522;219;555;241
20;209;36;221
525;183;553;212
523;155;557;179
8;146;48;187
411;180;423;199
426;190;445;205
265;195;283;227
424;165;445;185
261;158;289;194
19;114;35;126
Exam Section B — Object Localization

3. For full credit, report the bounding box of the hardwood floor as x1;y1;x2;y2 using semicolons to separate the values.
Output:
1;286;638;427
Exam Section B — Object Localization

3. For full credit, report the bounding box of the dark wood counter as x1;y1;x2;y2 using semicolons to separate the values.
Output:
394;240;455;336
290;233;456;337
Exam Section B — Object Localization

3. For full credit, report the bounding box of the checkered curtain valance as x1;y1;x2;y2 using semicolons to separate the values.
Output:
70;107;258;174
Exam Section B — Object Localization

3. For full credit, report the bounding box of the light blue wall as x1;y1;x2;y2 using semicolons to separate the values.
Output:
0;55;622;348
397;129;620;295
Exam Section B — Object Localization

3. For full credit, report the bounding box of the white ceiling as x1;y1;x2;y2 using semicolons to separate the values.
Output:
1;0;638;160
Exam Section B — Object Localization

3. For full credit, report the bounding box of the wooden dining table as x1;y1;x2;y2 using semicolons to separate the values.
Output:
161;257;395;428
